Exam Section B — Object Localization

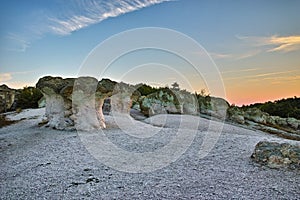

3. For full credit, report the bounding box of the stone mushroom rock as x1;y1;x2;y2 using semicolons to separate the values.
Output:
110;82;137;115
36;76;75;130
251;141;300;169
36;76;139;131
72;77;103;131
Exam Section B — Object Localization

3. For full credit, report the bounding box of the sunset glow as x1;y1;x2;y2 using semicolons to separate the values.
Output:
1;0;299;106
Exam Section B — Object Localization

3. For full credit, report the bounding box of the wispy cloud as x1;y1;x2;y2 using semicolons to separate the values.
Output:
221;68;261;74
3;0;172;52
209;52;233;59
5;33;30;52
253;70;297;78
210;49;261;60
224;70;300;82
237;35;300;52
0;73;12;82
48;0;172;35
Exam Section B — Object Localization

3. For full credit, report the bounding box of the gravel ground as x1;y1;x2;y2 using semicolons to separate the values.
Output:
0;108;299;199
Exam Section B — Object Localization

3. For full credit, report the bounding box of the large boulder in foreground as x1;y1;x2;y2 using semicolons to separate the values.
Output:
251;141;300;169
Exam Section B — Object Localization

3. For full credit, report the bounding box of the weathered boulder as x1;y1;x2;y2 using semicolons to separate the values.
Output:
139;89;198;117
201;97;229;119
227;106;245;124
0;84;16;113
265;115;299;131
286;118;299;130
175;90;198;115
251;141;300;169
244;108;269;124
139;90;180;116
110;82;139;115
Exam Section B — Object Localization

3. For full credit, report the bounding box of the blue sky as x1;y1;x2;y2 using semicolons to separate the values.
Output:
0;0;300;105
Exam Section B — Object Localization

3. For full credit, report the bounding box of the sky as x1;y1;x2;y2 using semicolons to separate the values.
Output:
0;0;299;106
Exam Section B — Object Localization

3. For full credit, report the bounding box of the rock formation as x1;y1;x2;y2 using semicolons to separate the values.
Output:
200;97;229;119
36;76;137;131
36;76;299;138
251;141;300;169
228;106;300;132
0;84;15;113
138;89;198;117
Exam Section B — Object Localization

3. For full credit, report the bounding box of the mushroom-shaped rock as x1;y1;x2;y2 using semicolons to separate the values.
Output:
36;76;75;130
36;76;140;131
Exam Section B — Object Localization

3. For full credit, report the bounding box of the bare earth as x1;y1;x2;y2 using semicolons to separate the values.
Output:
0;108;299;199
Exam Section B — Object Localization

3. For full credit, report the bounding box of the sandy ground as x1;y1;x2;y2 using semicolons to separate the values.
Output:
0;108;299;199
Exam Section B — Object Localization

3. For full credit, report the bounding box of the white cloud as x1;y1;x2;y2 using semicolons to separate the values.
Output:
0;73;12;82
3;0;172;52
237;35;300;52
48;0;172;35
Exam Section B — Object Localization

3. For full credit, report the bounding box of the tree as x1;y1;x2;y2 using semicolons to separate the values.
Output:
242;97;300;119
16;87;43;109
136;84;158;96
171;82;180;90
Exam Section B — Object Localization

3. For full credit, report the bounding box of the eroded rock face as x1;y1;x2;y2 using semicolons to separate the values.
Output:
244;108;269;124
207;97;229;119
0;84;16;113
36;76;136;131
139;89;198;117
227;106;245;124
251;141;300;169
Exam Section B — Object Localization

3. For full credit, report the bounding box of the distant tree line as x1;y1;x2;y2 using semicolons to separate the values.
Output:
242;97;300;119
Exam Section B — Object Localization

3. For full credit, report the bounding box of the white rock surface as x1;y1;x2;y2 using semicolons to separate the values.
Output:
1;109;299;199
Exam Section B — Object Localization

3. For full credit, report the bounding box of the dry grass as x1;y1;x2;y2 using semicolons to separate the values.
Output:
0;115;18;128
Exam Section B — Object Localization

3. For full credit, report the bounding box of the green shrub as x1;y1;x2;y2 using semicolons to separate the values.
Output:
16;87;43;109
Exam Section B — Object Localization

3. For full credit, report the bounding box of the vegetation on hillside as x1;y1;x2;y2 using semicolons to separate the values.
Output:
15;87;43;109
242;97;300;119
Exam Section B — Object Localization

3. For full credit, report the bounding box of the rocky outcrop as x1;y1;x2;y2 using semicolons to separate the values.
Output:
251;141;300;169
200;97;229;119
36;76;137;131
227;106;245;124
227;106;300;132
244;108;268;124
138;89;229;120
0;85;15;113
138;89;198;117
